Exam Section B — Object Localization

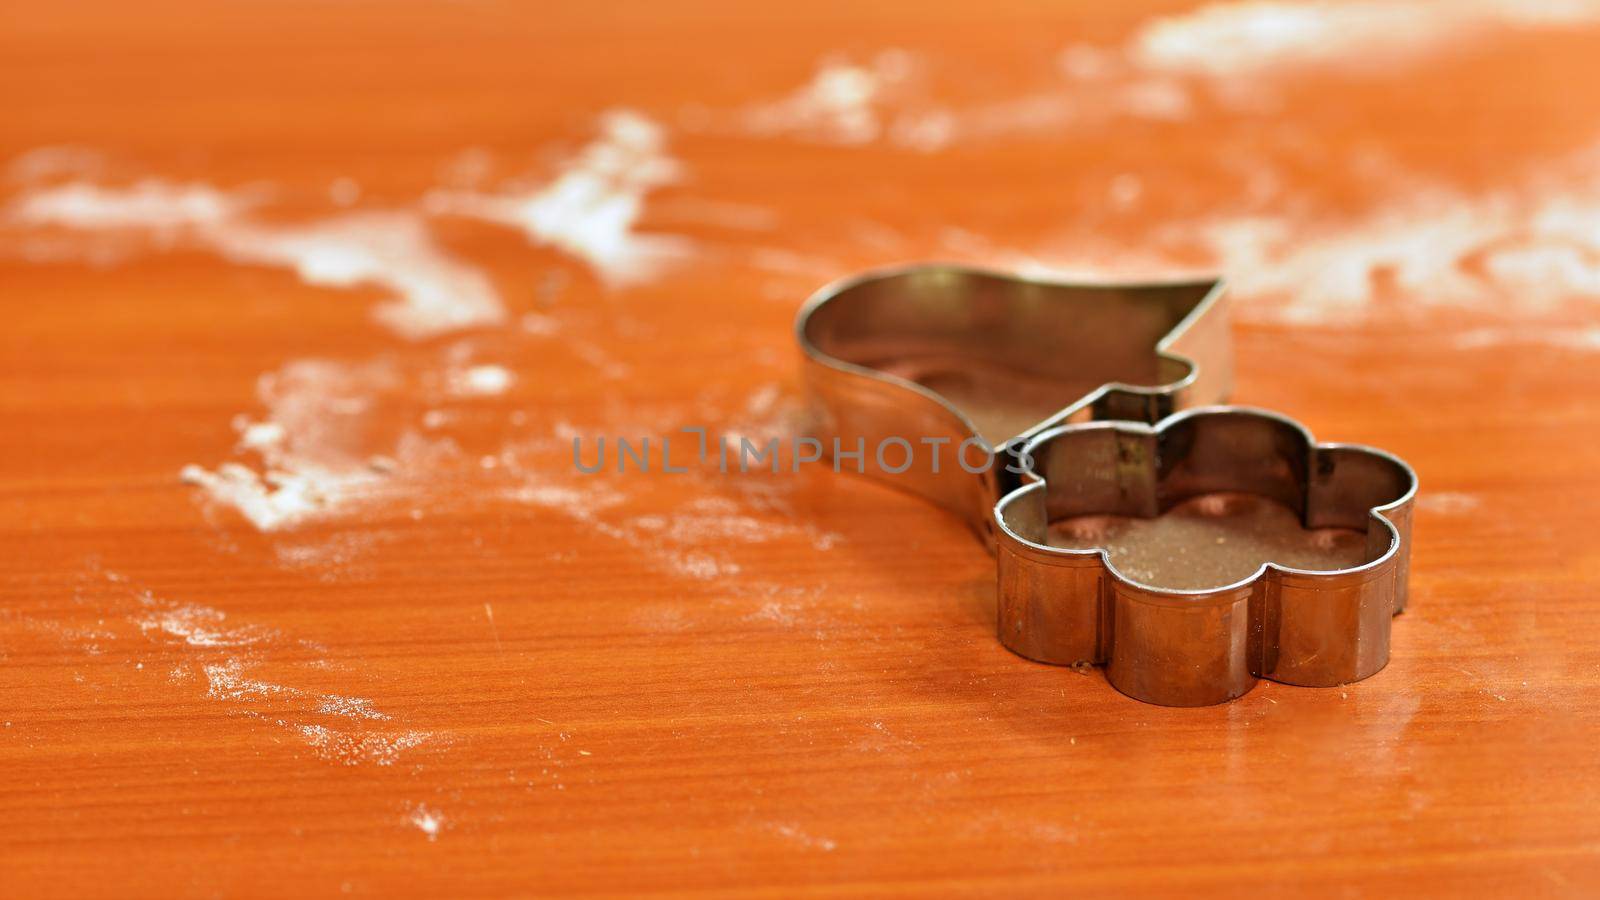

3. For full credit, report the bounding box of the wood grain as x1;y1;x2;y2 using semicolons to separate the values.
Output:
4;1;1600;896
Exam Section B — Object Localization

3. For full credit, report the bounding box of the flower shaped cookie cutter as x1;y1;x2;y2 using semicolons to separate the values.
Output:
995;408;1416;706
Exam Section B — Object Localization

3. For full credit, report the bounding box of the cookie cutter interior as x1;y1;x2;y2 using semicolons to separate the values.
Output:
994;407;1417;706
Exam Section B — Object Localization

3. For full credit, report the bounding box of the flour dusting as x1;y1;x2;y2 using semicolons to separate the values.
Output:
203;659;296;702
197;660;389;723
301;725;435;767
408;804;446;840
8;180;504;338
1175;176;1600;323
10;179;246;231
1454;326;1600;351
215;212;505;339
742;51;915;145
427;110;691;286
138;601;272;648
6;145;106;182
967;0;1600;139
11;178;507;531
448;363;514;397
768;822;838;852
507;403;841;584
507;473;747;582
1417;492;1483;515
1018;141;1600;324
1130;0;1600;85
49;575;440;768
727;3;1600;150
180;463;344;532
735;46;1186;150
180;359;400;531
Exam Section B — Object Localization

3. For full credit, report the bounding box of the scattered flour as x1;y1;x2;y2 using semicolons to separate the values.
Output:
719;381;805;452
1129;0;1600;85
6;145;106;182
180;462;348;532
447;363;515;397
731;46;1187;151
300;725;434;767
768;822;838;852
1453;327;1600;351
7;180;504;338
181;356;465;532
1174;174;1600;323
507;407;841;586
179;358;399;531
5;168;519;535
741;51;915;145
408;804;446;841
9;179;245;232
506;472;747;583
57;575;439;768
670;553;741;580
731;3;1600;149
138;600;272;648
214;211;505;339
1016;142;1600;324
237;419;288;453
747;601;797;627
426;110;692;286
1416;492;1483;515
201;660;392;722
203;659;296;702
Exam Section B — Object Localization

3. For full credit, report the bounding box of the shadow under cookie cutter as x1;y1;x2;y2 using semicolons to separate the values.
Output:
795;265;1233;544
995;407;1416;706
796;265;1417;706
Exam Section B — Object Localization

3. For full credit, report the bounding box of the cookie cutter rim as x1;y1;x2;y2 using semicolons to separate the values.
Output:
993;405;1419;706
995;406;1418;595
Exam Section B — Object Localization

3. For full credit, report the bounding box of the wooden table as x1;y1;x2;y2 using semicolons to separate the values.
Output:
5;1;1600;895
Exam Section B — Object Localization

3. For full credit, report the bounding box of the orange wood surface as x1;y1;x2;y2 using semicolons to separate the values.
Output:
4;1;1600;896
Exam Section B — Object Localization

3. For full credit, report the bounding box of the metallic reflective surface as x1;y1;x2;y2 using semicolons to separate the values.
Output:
994;408;1418;707
795;267;1420;706
1047;492;1371;590
795;265;1232;541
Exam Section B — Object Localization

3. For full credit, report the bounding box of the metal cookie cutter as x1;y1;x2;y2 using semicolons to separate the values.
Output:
796;265;1418;706
995;408;1416;706
795;265;1233;543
